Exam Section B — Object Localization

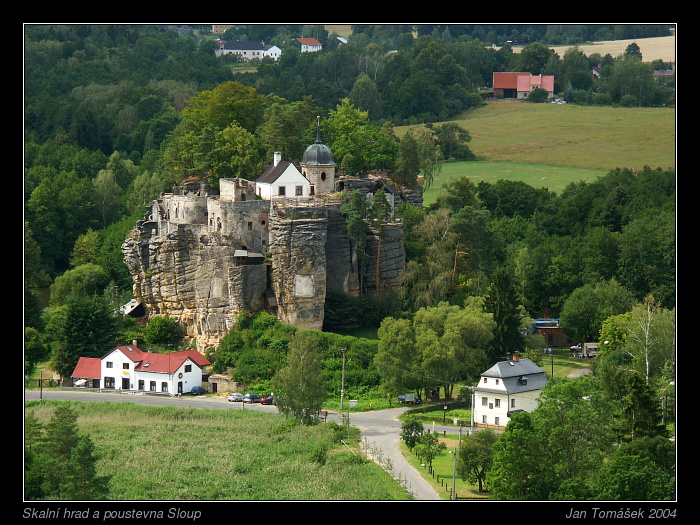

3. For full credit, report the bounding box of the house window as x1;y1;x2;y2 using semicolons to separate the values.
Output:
104;377;115;388
511;399;516;408
481;397;488;406
123;363;129;370
482;415;488;424
150;381;157;391
138;380;145;390
106;362;113;368
483;378;487;383
161;382;168;392
295;185;303;196
495;399;501;407
278;186;286;196
185;364;192;373
495;417;500;426
495;379;499;385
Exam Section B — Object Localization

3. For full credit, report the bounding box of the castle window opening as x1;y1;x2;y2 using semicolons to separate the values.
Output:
248;221;253;231
321;172;326;181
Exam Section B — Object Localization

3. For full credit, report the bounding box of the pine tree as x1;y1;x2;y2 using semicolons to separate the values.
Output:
33;406;110;500
483;267;525;363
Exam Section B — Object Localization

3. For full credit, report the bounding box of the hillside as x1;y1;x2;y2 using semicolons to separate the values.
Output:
455;101;675;170
544;35;675;64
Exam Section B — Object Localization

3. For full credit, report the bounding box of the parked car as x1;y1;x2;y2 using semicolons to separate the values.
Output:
190;386;206;395
260;394;274;405
243;393;260;403
227;392;244;402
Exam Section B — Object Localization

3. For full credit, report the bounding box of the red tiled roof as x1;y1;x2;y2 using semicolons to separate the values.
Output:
296;38;322;46
493;72;528;89
516;74;554;92
134;349;211;373
71;357;102;379
494;72;554;92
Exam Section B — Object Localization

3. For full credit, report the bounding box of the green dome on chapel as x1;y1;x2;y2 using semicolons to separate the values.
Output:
301;118;335;166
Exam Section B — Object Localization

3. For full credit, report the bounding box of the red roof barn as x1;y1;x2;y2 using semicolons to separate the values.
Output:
493;72;555;100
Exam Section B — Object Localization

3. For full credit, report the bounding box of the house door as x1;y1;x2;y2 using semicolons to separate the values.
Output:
121;378;130;390
177;381;183;394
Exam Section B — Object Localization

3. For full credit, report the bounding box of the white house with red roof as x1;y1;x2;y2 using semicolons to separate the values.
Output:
295;37;322;53
71;343;211;395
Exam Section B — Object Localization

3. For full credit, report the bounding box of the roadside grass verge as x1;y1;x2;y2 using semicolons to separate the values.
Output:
24;400;411;501
400;437;490;500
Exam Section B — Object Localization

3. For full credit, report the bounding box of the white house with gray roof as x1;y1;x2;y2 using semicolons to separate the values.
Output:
255;152;311;200
472;355;547;430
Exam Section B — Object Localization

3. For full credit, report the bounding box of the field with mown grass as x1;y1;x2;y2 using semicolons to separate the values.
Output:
397;100;675;205
25;401;411;501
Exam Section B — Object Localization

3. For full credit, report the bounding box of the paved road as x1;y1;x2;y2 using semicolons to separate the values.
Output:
24;390;448;500
334;407;444;500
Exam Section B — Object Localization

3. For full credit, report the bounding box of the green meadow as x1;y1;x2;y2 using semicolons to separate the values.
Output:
25;401;410;501
424;161;608;206
398;100;675;205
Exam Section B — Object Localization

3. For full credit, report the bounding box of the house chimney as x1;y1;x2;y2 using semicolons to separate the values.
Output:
133;340;138;346
273;151;281;166
512;354;519;362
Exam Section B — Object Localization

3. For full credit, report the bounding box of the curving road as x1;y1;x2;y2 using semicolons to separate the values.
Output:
335;407;443;500
24;389;445;500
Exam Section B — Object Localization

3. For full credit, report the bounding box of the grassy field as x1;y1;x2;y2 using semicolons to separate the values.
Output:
401;100;675;205
542;35;675;64
423;161;608;206
25;401;411;501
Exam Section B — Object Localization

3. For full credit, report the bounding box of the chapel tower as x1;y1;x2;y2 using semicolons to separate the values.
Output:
300;116;336;197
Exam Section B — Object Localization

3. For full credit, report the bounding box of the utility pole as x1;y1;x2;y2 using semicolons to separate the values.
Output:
340;348;346;410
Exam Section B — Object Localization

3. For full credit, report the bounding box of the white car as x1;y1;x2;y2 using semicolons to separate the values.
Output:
227;392;244;402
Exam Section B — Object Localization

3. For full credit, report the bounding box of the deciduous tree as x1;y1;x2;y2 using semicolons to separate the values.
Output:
272;330;327;425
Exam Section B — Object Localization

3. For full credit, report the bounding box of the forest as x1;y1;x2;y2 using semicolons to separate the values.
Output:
24;24;674;404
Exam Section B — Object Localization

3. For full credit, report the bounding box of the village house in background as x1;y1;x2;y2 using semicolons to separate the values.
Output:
492;72;555;100
472;355;548;431
214;40;282;61
295;37;323;52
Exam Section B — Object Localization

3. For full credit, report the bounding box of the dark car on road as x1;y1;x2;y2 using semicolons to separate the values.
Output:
260;394;274;405
243;393;260;403
190;386;206;395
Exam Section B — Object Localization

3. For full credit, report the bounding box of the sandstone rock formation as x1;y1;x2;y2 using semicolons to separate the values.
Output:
122;176;418;352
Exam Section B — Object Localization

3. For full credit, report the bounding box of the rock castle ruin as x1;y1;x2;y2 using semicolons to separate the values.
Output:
122;130;421;352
